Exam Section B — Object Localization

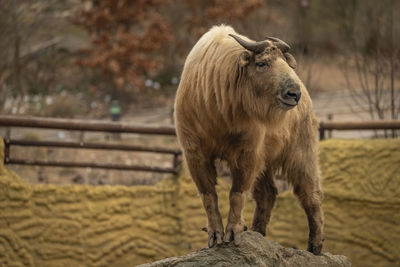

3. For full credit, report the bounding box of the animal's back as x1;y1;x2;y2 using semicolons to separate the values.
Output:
174;25;247;143
184;25;236;66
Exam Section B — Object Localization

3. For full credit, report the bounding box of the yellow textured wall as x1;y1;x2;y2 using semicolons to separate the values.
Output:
267;139;400;267
0;138;399;266
0;137;235;267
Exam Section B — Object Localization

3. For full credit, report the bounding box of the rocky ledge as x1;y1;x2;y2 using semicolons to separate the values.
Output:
138;231;351;267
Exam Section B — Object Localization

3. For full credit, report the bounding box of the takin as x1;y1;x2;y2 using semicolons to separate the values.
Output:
174;25;324;255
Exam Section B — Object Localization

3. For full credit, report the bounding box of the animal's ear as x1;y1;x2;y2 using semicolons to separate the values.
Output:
239;51;251;67
284;52;297;69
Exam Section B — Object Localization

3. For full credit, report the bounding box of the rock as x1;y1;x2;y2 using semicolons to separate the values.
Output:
138;231;351;267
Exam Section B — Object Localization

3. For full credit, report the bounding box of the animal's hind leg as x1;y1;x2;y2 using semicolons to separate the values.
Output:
251;170;278;236
184;152;224;248
291;168;324;255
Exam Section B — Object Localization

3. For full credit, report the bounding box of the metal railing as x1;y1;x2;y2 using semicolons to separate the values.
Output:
0;115;181;175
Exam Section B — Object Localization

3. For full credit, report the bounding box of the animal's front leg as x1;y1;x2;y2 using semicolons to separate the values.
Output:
225;161;260;245
201;193;224;247
224;191;247;245
185;152;224;247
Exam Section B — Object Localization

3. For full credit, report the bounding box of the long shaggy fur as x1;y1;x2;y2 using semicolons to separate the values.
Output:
174;25;324;254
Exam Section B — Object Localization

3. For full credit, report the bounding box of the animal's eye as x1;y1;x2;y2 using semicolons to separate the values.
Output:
256;62;268;68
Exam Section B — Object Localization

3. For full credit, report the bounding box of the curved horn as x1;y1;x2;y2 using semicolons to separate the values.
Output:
229;34;269;54
265;36;290;53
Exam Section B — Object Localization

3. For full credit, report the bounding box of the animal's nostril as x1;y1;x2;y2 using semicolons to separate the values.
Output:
284;91;301;102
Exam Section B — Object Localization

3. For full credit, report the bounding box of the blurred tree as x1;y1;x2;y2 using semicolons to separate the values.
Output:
11;0;22;99
296;0;311;54
160;0;263;82
184;0;263;36
0;0;13;108
0;0;86;115
73;0;172;99
73;0;263;101
341;0;400;136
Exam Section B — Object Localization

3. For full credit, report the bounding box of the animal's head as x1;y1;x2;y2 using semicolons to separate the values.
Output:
229;34;301;116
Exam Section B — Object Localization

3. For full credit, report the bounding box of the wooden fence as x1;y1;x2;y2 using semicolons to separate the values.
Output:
0;115;180;174
0;115;399;173
318;120;400;139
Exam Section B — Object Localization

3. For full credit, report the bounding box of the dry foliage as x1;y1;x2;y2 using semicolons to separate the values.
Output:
72;0;263;95
184;0;263;36
73;0;172;92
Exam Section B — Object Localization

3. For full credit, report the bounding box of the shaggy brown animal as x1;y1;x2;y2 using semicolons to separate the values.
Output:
174;25;324;255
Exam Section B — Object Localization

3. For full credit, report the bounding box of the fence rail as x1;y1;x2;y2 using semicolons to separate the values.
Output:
0;115;176;135
1;115;400;173
318;120;400;139
6;158;177;174
0;115;180;174
6;139;181;154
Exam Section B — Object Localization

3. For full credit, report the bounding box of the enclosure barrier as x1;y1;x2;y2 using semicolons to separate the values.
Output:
0;115;180;174
0;115;176;135
318;120;400;140
1;116;399;172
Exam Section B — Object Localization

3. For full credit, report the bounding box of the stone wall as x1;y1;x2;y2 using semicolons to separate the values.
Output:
0;138;399;266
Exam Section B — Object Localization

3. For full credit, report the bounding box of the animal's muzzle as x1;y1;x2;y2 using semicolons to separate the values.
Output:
280;79;301;105
283;88;301;103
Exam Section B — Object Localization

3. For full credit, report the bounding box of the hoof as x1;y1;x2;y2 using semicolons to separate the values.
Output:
250;225;266;237
208;230;224;248
202;226;224;247
224;223;246;246
307;243;323;255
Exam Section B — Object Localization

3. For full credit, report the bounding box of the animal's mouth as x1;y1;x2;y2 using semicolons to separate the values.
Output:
279;98;298;109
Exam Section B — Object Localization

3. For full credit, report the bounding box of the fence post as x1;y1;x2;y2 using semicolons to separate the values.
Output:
327;114;333;138
5;127;11;139
319;127;325;140
4;138;10;164
173;152;180;171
